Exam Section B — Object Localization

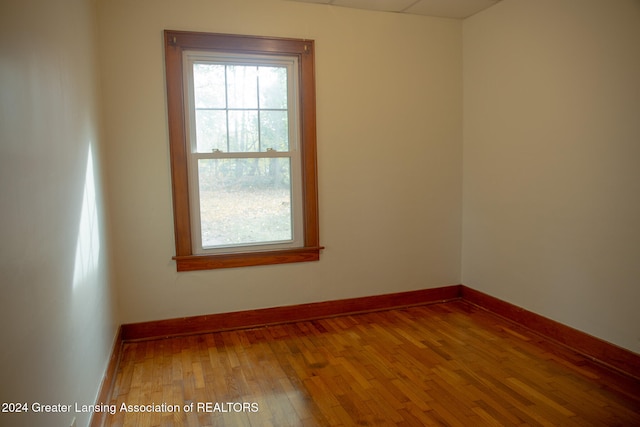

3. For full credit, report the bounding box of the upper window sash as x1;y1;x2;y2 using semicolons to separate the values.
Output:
183;52;300;155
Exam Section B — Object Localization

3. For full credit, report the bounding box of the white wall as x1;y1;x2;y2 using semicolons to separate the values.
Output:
0;0;118;426
97;0;463;324
463;0;640;353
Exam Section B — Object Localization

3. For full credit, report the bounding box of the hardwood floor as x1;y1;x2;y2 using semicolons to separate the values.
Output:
102;301;640;426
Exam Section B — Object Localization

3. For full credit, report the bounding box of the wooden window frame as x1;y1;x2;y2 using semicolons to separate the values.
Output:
164;30;322;271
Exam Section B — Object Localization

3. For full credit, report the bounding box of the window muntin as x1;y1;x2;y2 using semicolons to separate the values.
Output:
164;31;321;270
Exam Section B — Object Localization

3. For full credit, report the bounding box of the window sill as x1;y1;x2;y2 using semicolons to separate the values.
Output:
173;246;324;271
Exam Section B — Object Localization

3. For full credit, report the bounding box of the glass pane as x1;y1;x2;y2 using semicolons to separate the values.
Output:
228;110;259;152
259;66;287;109
195;110;227;152
260;110;289;151
227;65;258;109
193;64;225;108
198;158;293;248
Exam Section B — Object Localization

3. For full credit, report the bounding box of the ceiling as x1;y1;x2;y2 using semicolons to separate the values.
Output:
287;0;501;19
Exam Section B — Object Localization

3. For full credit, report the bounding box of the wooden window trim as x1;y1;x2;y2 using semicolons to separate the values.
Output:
164;30;322;271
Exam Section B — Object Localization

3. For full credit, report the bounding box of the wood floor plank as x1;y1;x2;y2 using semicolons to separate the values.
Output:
101;301;640;426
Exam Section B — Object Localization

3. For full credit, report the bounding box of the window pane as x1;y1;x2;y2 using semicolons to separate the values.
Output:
259;66;287;109
228;110;259;152
198;158;293;248
227;65;258;109
193;64;225;108
260;110;289;151
195;110;227;152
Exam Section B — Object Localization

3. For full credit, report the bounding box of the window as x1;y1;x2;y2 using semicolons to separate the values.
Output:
164;31;321;271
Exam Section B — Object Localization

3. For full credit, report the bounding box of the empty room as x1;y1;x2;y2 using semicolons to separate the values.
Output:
1;0;638;426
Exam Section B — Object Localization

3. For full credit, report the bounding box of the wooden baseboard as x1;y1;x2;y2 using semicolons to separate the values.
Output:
90;326;123;427
121;285;463;341
460;285;640;381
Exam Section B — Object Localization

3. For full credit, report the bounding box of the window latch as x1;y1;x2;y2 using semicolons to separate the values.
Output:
266;148;276;152
212;148;223;153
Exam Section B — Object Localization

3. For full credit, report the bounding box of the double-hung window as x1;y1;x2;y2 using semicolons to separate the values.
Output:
164;31;321;271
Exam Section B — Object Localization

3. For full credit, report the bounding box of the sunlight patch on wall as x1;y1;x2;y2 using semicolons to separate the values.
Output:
73;144;101;289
